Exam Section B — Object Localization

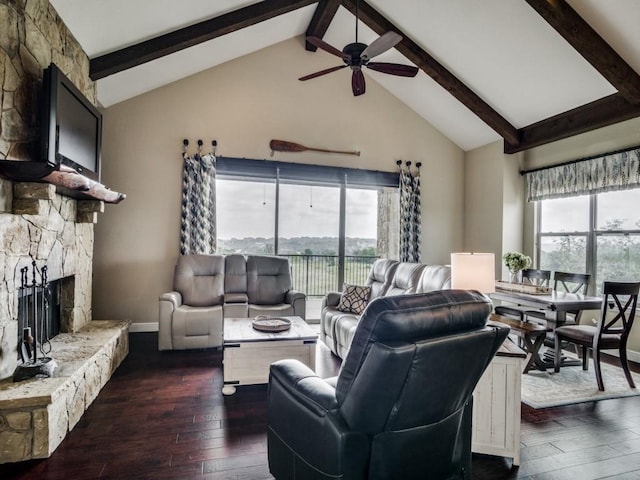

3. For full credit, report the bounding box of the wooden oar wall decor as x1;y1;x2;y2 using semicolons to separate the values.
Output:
270;139;360;157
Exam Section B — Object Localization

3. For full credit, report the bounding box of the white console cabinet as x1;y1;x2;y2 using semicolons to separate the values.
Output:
472;341;525;466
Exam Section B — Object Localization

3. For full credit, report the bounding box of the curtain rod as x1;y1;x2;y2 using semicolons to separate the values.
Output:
519;143;640;176
182;139;217;154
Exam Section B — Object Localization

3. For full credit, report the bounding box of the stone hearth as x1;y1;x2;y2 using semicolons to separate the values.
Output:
0;320;129;463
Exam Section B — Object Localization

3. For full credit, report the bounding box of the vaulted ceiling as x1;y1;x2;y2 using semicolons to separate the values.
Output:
50;0;640;153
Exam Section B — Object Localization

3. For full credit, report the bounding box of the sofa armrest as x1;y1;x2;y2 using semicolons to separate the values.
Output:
158;291;182;351
270;359;338;414
159;291;182;309
224;293;248;304
322;291;342;310
268;360;369;479
286;289;307;319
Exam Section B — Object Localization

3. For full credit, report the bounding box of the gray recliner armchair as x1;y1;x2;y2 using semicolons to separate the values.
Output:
247;255;306;319
158;254;225;351
267;290;508;479
159;254;306;351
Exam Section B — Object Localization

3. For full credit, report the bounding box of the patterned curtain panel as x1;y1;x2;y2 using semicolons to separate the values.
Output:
398;161;422;263
526;147;640;202
180;151;217;255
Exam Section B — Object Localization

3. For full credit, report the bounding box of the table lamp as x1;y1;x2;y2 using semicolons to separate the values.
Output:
450;252;495;293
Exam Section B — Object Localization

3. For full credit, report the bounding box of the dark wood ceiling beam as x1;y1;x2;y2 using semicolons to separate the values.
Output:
90;0;318;80
341;0;520;146
505;93;640;154
526;0;640;105
305;0;342;51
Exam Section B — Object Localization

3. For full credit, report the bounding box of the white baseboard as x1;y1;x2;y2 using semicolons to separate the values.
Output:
129;322;158;333
605;349;640;364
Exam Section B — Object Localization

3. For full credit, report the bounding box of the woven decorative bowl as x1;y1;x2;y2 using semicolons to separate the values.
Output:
252;316;291;332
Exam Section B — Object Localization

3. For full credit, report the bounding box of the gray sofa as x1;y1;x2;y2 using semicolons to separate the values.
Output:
321;259;451;358
158;254;306;351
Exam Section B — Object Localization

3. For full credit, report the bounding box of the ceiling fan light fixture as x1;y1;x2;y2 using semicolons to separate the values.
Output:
299;5;417;96
352;68;366;96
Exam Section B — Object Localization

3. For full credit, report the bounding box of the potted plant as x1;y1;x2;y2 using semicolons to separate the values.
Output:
502;252;531;284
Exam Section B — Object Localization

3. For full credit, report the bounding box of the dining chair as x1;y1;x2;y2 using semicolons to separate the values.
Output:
494;268;552;321
554;281;640;391
524;271;591;325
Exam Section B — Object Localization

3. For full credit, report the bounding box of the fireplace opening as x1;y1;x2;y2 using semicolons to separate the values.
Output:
17;277;62;361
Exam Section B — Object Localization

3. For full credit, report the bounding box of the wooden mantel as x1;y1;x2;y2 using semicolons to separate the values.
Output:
0;160;125;204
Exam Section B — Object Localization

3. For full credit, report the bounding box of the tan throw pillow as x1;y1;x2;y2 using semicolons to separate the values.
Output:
337;284;371;315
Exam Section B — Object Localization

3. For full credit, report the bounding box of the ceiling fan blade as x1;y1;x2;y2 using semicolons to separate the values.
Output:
306;36;349;60
352;69;366;96
299;65;348;81
361;31;402;61
366;62;419;77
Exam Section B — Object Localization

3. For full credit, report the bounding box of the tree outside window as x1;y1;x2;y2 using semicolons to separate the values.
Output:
538;189;640;295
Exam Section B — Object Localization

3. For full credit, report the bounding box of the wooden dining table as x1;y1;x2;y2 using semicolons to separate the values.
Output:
490;288;602;327
490;288;603;370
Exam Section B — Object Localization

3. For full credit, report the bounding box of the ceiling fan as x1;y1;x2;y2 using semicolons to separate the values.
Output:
299;2;419;96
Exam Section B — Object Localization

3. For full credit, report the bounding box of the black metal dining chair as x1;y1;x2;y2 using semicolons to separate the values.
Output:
554;281;640;391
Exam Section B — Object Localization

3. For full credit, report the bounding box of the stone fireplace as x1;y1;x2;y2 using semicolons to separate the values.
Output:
0;183;129;464
0;0;105;379
0;183;99;380
0;1;129;464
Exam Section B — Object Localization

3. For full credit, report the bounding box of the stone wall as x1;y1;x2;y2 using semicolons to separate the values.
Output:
0;0;100;381
0;0;96;164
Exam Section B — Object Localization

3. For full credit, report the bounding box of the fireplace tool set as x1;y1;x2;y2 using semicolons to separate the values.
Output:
13;261;57;382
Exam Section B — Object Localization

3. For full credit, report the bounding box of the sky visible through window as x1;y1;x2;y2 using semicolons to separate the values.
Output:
540;190;640;232
216;179;378;241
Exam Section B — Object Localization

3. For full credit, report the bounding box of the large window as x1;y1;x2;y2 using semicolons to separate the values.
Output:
537;189;640;294
215;157;396;294
217;179;276;254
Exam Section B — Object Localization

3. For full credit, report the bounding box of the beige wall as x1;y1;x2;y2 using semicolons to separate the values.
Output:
464;142;503;262
93;37;465;326
501;151;525;270
463;141;524;279
523;117;640;170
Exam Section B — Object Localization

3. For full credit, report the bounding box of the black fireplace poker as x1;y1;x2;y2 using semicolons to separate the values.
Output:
13;261;57;382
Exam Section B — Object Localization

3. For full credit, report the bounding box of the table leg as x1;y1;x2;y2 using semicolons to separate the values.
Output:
521;334;547;373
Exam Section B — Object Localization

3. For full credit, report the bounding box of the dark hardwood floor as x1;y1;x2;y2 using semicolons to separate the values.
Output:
2;332;640;479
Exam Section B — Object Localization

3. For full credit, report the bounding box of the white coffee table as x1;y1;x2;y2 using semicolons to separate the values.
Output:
222;316;318;395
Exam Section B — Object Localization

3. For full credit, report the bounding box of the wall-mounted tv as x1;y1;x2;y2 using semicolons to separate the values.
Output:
40;63;102;182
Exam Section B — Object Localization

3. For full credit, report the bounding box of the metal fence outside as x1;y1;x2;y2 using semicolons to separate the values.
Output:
282;255;378;296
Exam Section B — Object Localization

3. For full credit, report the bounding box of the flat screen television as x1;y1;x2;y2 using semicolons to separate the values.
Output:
40;63;102;182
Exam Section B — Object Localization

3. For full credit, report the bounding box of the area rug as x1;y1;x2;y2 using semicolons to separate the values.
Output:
521;361;640;409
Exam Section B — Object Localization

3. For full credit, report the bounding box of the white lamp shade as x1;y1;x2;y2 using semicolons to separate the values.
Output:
450;253;495;293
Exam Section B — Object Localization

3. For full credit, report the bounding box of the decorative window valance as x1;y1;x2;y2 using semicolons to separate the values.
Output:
525;146;640;202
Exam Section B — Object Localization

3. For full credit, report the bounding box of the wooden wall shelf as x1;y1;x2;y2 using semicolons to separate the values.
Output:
0;160;125;204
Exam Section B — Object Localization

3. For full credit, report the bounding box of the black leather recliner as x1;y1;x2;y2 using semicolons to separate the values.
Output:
267;290;509;480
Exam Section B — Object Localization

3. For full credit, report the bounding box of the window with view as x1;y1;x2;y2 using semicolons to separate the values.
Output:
215;158;398;295
537;189;640;295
